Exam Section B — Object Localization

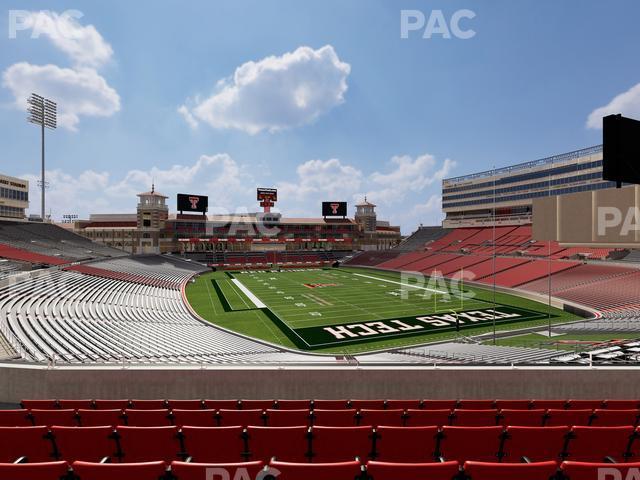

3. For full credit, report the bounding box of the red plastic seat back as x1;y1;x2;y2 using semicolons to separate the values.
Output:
566;426;635;463
72;460;167;480
375;426;438;462
21;399;58;410
503;426;569;463
180;426;245;463
463;460;558;480
265;409;310;427
217;409;265;427
439;426;504;463
404;409;451;427
77;409;124;427
247;426;309;463
51;426;117;462
0;461;69;480
590;409;639;427
0;426;54;463
451;409;498;426
276;400;311;410
30;409;78;427
358;409;404;427
129;399;167;410
312;400;349;410
498;409;545;427
366;460;460;480
0;409;32;427
170;461;264;480
269;460;361;480
94;400;130;410
172;409;217;427
311;426;373;462
124;409;171;427
311;409;357;427
115;426;182;463
561;461;640;480
167;400;203;410
545;409;594;427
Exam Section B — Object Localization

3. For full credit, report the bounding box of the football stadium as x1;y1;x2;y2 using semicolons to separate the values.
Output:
2;2;640;479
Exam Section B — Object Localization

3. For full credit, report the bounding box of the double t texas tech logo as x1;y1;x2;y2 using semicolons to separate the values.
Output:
330;203;341;215
188;196;200;209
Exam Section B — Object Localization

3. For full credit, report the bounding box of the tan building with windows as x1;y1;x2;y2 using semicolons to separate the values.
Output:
0;174;29;220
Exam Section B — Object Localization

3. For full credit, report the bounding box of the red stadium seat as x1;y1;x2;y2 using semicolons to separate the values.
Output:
605;400;640;410
276;400;312;410
560;461;640;480
532;400;568;410
94;400;130;410
565;426;635;463
404;409;451;427
545;409;594;427
77;409;124;427
312;400;349;410
171;461;265;480
171;409;217;427
50;426;117;462
495;399;532;410
438;426;504;462
129;399;167;410
311;409;358;426
451;409;498;426
72;460;167;480
502;426;569;463
374;426;438;462
246;426;309;462
167;400;203;410
457;400;495;410
423;400;458;410
265;409;311;427
350;399;386;410
21;399;58;410
239;400;276;410
498;409;545;427
0;461;69;480
268;459;361;480
358;409;404;427
366;460;460;480
463;460;559;480
568;400;605;410
124;409;171;426
57;399;93;410
0;426;54;463
115;426;183;463
203;400;239;410
385;399;422;410
217;409;265;427
310;426;373;462
590;409;639;427
0;409;32;426
30;409;78;427
180;426;245;463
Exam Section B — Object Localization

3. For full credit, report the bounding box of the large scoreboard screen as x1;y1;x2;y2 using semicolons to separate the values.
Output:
322;201;347;217
177;193;208;213
257;188;278;201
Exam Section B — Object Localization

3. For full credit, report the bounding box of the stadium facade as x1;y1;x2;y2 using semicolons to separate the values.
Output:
0;174;29;220
65;187;401;255
442;145;610;228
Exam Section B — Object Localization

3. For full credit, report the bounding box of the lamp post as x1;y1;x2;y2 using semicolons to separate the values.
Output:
27;93;57;222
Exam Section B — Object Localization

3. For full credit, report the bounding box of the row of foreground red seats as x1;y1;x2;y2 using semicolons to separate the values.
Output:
2;425;639;464
1;459;638;480
21;398;640;410
4;407;640;427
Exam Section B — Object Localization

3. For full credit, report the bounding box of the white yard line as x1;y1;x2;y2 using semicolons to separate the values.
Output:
352;273;449;295
231;278;266;308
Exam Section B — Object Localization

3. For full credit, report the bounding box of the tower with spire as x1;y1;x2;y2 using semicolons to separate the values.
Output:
136;183;168;253
355;196;377;232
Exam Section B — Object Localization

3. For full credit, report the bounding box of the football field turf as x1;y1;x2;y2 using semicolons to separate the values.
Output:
186;267;583;354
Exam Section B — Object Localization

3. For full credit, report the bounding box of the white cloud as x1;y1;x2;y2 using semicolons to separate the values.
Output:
181;45;351;134
22;10;113;68
2;62;120;131
587;83;640;129
277;158;363;203
177;105;198;129
22;154;254;219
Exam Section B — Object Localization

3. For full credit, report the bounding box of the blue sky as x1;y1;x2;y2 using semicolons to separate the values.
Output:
1;0;640;232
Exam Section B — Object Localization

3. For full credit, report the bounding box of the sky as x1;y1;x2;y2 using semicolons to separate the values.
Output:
1;0;640;233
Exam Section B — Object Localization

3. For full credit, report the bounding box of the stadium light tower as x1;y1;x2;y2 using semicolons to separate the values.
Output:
27;93;57;222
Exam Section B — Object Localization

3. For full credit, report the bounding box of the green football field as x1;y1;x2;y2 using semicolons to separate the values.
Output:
186;266;583;354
